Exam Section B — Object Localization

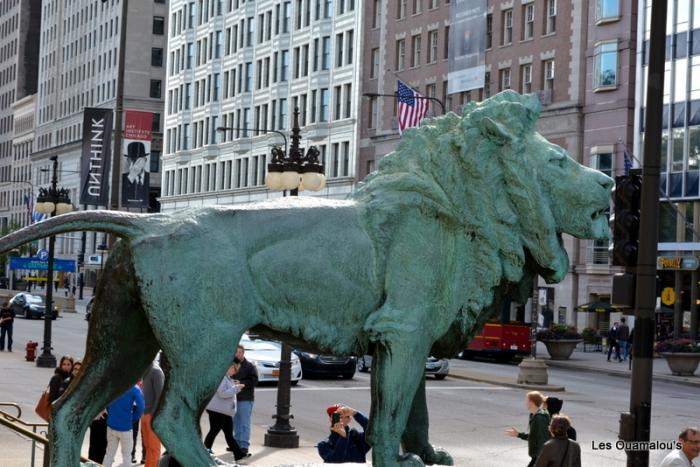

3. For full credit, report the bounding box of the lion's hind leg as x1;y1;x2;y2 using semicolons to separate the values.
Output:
152;321;251;466
51;244;159;466
401;378;454;465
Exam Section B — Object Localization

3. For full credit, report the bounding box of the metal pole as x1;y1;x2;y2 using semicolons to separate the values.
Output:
110;0;129;212
531;277;538;359
691;270;698;340
627;1;667;465
36;157;59;369
264;109;301;449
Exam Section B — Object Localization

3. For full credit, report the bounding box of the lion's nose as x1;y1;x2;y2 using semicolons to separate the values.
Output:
598;174;614;191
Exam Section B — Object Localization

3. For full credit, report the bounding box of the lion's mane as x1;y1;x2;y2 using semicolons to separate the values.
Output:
353;91;566;339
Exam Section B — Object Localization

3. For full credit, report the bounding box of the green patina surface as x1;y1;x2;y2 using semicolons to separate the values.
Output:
0;91;612;466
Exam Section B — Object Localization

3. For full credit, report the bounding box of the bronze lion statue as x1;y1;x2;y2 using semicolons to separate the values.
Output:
0;91;612;466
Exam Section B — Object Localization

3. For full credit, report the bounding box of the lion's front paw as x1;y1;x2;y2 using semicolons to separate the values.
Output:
398;453;425;466
423;446;454;465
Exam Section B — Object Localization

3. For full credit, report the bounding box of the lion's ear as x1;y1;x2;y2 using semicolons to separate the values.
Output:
477;117;513;145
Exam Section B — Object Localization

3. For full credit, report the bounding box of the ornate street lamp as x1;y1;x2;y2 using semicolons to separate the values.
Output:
265;108;326;193
33;156;73;368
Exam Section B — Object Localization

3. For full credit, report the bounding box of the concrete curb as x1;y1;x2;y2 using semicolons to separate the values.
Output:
543;360;700;389
448;369;566;392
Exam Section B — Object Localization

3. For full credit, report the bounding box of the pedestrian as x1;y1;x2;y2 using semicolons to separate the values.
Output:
506;391;551;467
89;409;108;464
607;321;621;362
232;343;258;456
317;404;370;463
543;397;576;440
534;415;581;467
48;355;74;403
0;301;15;352
103;385;145;467
141;359;165;467
203;363;248;460
59;359;82;395
660;426;700;467
618;317;630;361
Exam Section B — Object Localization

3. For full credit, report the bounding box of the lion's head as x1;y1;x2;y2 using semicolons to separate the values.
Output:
354;90;612;309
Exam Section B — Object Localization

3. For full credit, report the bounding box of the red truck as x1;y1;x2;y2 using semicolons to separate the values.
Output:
462;321;532;362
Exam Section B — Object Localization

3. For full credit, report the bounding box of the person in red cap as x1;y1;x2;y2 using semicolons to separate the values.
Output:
317;404;370;463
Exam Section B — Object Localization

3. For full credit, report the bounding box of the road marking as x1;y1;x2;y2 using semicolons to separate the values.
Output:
257;385;513;392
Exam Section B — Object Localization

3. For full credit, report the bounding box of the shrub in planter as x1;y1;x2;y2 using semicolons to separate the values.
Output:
654;339;700;353
536;324;582;341
581;327;598;341
654;339;700;376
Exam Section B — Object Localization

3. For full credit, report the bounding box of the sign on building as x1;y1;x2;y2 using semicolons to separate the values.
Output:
121;110;153;208
447;0;487;94
80;108;114;206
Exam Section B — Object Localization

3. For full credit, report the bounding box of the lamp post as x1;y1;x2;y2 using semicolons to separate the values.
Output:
33;156;74;368
257;107;325;448
362;92;446;115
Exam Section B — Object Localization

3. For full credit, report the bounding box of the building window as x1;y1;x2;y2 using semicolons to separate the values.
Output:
588;152;612;264
593;41;617;89
322;36;330;70
372;0;382;28
486;14;492;49
397;0;406;19
543;60;554;91
396;39;405;70
523;3;534;40
521;64;532;93
502;9;513;45
545;0;556;34
500;68;511;91
153;16;165;35
411;34;421;67
369;96;378;129
320;88;329;122
413;0;422;15
428;30;438;63
596;0;619;22
370;48;380;78
151;48;163;67
150;80;162;98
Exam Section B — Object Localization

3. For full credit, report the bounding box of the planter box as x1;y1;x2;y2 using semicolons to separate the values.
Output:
659;352;700;376
540;339;582;360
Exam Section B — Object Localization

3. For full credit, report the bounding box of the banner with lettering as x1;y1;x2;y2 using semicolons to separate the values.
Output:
121;110;153;208
79;108;113;206
448;0;487;94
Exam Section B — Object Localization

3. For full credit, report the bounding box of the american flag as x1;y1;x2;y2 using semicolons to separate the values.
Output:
623;149;633;176
397;80;429;135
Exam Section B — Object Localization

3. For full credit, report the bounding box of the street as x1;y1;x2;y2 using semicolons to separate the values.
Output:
1;311;697;466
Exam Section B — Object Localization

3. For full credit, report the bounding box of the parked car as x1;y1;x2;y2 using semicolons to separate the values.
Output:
9;293;57;319
293;351;356;379
240;334;303;384
357;355;449;380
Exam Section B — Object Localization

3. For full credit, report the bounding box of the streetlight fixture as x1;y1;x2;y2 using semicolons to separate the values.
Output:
362;92;446;115
33;156;74;368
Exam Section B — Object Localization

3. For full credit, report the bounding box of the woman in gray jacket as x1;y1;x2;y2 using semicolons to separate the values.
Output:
203;363;247;460
535;415;581;467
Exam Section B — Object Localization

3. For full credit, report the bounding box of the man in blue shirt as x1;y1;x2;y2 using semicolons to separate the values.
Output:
103;385;145;467
318;404;371;463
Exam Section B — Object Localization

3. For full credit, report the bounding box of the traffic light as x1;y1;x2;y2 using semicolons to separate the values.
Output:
610;175;642;267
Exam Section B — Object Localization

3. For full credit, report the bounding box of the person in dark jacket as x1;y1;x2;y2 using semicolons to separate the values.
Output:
141;360;165;467
317;404;371;463
607;322;622;362
506;391;551;467
543;397;576;440
232;343;258;455
48;355;74;402
618;317;630;361
535;415;581;467
0;301;15;351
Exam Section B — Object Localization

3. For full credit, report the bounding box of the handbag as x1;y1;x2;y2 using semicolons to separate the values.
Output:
35;388;51;422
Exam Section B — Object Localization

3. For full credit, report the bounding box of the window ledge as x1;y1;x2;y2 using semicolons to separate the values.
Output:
520;37;534;43
595;16;621;26
593;84;618;93
499;43;513;48
541;32;557;38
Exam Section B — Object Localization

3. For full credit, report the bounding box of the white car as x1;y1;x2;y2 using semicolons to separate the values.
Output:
240;334;303;384
357;355;449;380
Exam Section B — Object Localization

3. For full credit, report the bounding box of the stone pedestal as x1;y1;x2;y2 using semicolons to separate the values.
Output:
517;358;549;385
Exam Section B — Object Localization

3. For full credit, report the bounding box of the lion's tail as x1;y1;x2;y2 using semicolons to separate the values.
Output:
0;210;149;254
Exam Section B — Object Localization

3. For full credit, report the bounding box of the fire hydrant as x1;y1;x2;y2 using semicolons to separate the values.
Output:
25;341;39;362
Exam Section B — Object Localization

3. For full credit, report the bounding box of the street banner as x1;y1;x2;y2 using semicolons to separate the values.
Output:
9;256;77;272
79;108;113;206
448;0;487;94
121;110;153;208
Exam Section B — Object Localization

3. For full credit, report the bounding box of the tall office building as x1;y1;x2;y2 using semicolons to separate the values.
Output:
159;0;362;211
0;0;41;231
635;0;700;338
31;0;168;272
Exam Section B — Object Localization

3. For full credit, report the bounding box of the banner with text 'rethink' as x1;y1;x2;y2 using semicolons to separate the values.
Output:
80;108;113;206
121;110;153;208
